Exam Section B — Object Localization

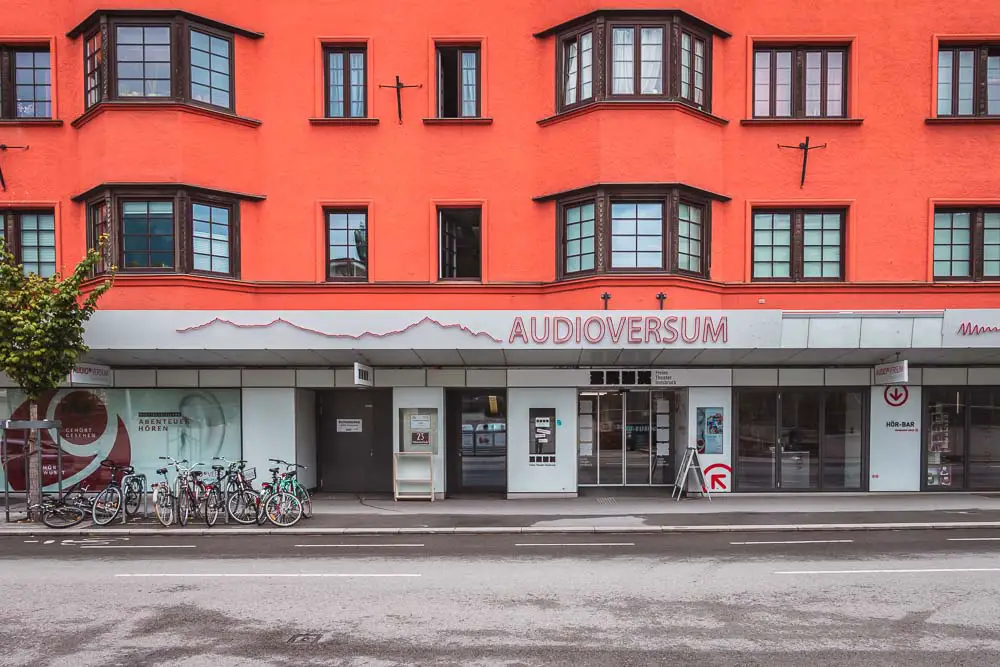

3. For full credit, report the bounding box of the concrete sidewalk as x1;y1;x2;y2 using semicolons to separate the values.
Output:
4;492;1000;536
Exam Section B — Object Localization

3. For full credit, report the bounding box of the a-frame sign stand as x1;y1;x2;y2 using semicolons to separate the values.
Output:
671;444;711;501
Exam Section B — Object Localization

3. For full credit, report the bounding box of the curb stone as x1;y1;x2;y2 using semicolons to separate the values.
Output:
2;521;1000;537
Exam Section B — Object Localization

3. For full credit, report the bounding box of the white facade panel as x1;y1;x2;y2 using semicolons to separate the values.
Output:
778;368;824;386
732;368;778;386
685;387;733;494
507;388;578;495
334;368;356;386
242;369;296;387
466;368;507;387
825;368;870;386
869;385;922;491
392;387;446;495
508;369;590;387
808;318;861;348
156;369;199;387
859;318;914;349
199;369;241;387
968;368;1000;385
296;369;337;388
295;389;317;489
114;369;156;387
427;369;466;387
376;369;426;387
923;367;968;385
242;388;297;486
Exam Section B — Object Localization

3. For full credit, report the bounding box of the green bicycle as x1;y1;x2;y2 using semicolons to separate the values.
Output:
268;458;312;518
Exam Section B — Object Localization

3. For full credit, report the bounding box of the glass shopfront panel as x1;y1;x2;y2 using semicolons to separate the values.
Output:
925;387;1000;490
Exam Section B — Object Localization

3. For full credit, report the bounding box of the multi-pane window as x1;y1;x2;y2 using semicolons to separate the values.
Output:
116;26;172;98
677;203;703;273
88;201;111;274
611;202;663;268
192;203;231;275
437;46;480;118
562;31;593;107
0;211;57;277
938;45;1000;117
555;186;712;278
611;27;664;95
0;47;52;119
325;46;366;118
326;209;368;280
753;46;847;118
190;30;232;109
933;208;1000;280
752;210;844;281
75;11;250;113
438;207;481;279
122;201;175;269
680;31;707;108
563;203;595;274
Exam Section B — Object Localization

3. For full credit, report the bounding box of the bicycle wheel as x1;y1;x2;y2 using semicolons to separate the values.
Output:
42;505;86;529
177;489;190;527
256;491;270;526
124;479;142;517
265;492;302;528
92;486;123;526
204;489;223;527
295;484;313;519
226;490;259;525
154;489;175;527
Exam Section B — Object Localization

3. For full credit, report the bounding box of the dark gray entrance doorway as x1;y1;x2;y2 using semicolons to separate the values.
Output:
317;389;393;494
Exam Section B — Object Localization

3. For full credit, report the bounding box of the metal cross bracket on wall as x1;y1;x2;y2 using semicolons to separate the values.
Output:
778;136;827;188
378;75;423;124
0;144;30;191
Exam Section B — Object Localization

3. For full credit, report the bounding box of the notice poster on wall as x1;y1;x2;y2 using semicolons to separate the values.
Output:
399;408;437;454
696;407;724;455
1;387;241;493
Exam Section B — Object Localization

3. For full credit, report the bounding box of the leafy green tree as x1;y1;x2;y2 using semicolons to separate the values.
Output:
0;238;114;519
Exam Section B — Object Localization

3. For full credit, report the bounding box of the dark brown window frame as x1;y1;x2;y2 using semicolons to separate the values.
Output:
79;185;244;279
324;206;369;282
0;44;53;120
559;27;595;111
550;12;720;114
0;209;58;276
937;44;1000;117
751;208;847;282
437;206;482;280
68;10;263;118
552;185;714;280
323;44;368;119
933;207;1000;282
436;43;482;119
752;45;849;119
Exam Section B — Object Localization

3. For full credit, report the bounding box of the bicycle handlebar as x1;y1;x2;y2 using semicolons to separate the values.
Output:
269;458;307;469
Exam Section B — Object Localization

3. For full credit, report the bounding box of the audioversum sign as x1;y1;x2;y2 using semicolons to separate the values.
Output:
508;315;728;345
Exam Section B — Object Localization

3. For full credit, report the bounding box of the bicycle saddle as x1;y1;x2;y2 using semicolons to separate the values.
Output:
212;465;225;472
191;470;204;478
269;467;279;474
156;467;168;475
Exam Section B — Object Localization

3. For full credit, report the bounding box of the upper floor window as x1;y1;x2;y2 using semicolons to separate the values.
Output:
0;211;56;277
549;185;720;280
325;45;367;118
69;10;262;115
76;184;259;278
934;208;1000;280
437;45;480;118
938;45;1000;117
542;10;726;114
753;46;847;118
326;208;368;280
752;209;844;281
0;47;52;119
438;207;482;279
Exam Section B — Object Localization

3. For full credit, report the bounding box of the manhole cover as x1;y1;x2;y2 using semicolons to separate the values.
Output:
288;633;322;644
596;498;617;506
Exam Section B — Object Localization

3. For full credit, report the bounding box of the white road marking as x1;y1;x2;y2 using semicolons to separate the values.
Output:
115;573;421;578
515;542;635;547
295;544;425;548
23;540;38;543
775;567;1000;575
731;539;854;546
43;540;54;545
947;537;1000;542
80;545;197;549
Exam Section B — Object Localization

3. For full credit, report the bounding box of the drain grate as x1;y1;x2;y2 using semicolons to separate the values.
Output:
596;497;617;506
288;634;322;644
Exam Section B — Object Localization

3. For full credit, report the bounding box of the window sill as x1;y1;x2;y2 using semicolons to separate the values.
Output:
741;118;864;126
0;119;63;127
72;101;262;129
925;116;1000;125
422;117;494;126
538;100;728;127
309;117;380;126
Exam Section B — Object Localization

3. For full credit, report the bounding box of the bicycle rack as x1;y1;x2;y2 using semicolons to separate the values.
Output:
119;471;148;524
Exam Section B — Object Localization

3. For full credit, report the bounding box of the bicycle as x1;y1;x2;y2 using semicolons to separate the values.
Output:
92;460;140;526
152;460;178;527
174;460;209;527
269;458;313;519
256;466;303;527
31;480;94;529
211;457;259;525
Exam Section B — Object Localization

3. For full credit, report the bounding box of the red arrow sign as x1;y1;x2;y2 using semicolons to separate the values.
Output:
703;463;732;491
884;385;909;407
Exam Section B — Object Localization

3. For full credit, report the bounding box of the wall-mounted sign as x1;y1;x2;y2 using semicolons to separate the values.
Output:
336;418;362;433
874;360;908;385
353;362;373;387
696;407;724;455
529;407;556;465
508;315;728;346
70;363;112;387
400;408;436;454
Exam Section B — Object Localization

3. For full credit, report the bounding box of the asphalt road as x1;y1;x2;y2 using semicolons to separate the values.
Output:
2;531;1000;666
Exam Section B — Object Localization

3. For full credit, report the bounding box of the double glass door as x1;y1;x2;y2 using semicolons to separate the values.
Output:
925;387;1000;490
578;390;675;486
736;389;866;491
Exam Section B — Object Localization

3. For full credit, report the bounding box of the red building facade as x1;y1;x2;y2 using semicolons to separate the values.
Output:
2;1;1000;497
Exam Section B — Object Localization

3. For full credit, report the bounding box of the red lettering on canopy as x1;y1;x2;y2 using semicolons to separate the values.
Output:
606;317;626;344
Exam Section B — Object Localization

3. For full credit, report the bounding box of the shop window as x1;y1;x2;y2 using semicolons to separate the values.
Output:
77;184;251;278
325;208;368;280
753;46;847;118
325;45;367;118
927;387;1000;490
0;210;57;276
437;45;480;118
0;47;53;119
438;207;481;280
933;208;1000;280
752;209;844;281
937;44;1000;117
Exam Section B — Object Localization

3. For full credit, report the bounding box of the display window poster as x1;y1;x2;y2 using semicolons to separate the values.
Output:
696;407;724;455
1;388;241;492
